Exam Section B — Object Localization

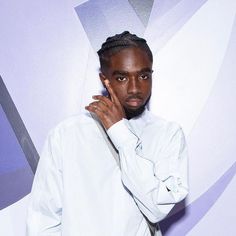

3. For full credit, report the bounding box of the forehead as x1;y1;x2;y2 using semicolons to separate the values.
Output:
107;47;152;73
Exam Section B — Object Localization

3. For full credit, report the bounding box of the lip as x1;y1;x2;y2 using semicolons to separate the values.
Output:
125;98;143;107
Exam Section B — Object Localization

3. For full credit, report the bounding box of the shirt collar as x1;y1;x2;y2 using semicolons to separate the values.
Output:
128;108;152;136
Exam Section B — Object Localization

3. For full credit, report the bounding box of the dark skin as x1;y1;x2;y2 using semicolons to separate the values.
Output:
85;47;153;129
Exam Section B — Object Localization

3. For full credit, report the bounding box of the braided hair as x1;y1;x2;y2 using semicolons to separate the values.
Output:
97;31;153;73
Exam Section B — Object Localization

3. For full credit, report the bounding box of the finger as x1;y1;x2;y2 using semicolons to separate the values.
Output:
87;101;109;113
104;80;119;104
92;95;113;106
85;104;109;121
85;105;104;117
85;105;96;113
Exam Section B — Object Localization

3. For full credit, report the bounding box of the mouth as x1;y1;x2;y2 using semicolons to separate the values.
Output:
125;98;143;108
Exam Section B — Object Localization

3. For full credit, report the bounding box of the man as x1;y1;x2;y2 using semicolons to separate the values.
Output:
26;31;188;236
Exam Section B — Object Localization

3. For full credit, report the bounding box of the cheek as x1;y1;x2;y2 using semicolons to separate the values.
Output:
115;88;127;101
142;82;152;95
111;84;127;101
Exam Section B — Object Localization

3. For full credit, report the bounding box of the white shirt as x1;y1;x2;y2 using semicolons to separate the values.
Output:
26;109;188;236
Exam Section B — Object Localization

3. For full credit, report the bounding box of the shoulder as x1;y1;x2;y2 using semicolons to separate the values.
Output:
143;111;186;156
143;110;186;150
47;112;94;140
145;110;183;136
139;111;186;161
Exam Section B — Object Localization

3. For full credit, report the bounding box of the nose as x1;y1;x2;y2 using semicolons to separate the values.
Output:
127;77;140;94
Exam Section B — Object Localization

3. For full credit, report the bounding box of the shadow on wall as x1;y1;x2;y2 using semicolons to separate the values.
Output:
160;199;187;235
0;76;38;209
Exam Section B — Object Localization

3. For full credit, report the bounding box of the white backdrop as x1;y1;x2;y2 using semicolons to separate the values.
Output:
0;0;236;235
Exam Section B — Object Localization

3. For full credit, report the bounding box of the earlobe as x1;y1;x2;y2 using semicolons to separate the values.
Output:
99;73;107;86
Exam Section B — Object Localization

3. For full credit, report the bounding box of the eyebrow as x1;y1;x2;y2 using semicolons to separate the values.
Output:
112;68;153;76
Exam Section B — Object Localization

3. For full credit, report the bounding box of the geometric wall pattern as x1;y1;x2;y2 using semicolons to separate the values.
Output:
0;77;37;210
0;0;235;235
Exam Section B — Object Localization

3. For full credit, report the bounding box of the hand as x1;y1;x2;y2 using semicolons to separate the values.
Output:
85;80;126;129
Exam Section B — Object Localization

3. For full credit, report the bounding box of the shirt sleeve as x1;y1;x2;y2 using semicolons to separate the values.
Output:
26;129;63;235
107;119;188;223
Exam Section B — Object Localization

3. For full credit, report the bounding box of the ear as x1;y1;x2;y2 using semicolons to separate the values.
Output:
99;72;107;87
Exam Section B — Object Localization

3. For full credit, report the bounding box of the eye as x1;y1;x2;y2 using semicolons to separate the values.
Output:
139;74;150;80
116;76;127;82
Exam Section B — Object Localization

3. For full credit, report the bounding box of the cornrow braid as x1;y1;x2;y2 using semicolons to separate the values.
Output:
97;31;153;73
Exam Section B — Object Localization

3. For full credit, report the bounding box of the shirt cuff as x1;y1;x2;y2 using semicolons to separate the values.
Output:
107;119;138;149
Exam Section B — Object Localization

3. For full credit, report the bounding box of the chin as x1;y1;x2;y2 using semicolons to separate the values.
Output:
124;106;145;119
